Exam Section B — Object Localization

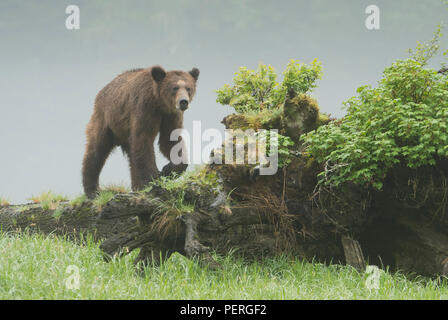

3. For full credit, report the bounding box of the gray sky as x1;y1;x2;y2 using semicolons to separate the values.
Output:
0;0;446;203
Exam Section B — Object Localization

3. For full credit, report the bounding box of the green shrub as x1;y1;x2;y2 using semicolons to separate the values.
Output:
216;59;323;169
303;30;448;189
257;131;295;169
281;59;322;97
216;59;322;113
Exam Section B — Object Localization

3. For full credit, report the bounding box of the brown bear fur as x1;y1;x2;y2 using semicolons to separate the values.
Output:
82;65;199;198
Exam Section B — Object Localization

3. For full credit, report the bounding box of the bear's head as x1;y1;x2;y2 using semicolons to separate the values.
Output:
151;66;200;113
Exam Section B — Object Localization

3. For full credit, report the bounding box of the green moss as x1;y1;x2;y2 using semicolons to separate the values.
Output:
188;166;220;190
0;198;10;207
222;108;283;131
147;166;219;195
316;113;330;127
29;191;68;203
223;92;327;143
41;202;52;210
88;184;131;211
288;93;318;112
28;191;68;210
93;191;115;211
100;184;130;194
69;194;87;208
15;205;32;213
53;207;64;220
139;167;221;225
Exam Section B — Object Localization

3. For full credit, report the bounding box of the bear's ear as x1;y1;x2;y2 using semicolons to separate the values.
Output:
189;68;200;81
151;66;166;82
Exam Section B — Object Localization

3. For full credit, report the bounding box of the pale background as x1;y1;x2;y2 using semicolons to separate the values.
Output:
0;0;446;203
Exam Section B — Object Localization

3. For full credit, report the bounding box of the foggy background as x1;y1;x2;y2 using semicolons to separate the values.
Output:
0;0;446;203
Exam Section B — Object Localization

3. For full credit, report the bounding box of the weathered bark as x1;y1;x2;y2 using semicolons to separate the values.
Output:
341;236;366;272
0;201;102;237
1;166;448;277
0;174;446;278
0;189;304;269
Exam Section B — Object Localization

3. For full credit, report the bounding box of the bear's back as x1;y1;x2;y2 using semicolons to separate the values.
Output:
98;68;147;102
93;67;156;140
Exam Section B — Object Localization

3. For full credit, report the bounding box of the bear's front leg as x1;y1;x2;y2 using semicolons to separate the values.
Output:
159;134;189;177
158;113;189;177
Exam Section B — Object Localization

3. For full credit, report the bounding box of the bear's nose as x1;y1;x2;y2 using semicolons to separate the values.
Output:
179;99;189;111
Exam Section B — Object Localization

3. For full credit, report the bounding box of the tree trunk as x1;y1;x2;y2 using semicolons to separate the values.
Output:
341;236;366;272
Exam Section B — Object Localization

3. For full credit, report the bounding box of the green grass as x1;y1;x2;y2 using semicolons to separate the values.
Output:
69;194;87;208
0;232;447;299
99;184;130;194
92;191;116;211
28;191;68;210
0;197;10;207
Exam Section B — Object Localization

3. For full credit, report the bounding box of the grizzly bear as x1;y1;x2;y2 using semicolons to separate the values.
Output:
82;65;199;198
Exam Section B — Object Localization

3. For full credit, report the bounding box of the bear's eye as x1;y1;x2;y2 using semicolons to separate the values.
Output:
173;86;179;92
186;87;191;93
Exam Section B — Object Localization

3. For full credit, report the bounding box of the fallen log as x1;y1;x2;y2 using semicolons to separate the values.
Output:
1;90;448;277
0;182;309;268
1;159;447;277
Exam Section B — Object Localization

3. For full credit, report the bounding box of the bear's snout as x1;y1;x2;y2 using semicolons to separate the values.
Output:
179;99;189;111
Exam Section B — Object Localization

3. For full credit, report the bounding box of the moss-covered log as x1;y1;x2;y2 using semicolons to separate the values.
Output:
1;89;447;277
1;158;448;277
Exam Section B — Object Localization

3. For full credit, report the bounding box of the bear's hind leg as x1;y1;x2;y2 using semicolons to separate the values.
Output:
82;127;115;198
129;130;160;191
